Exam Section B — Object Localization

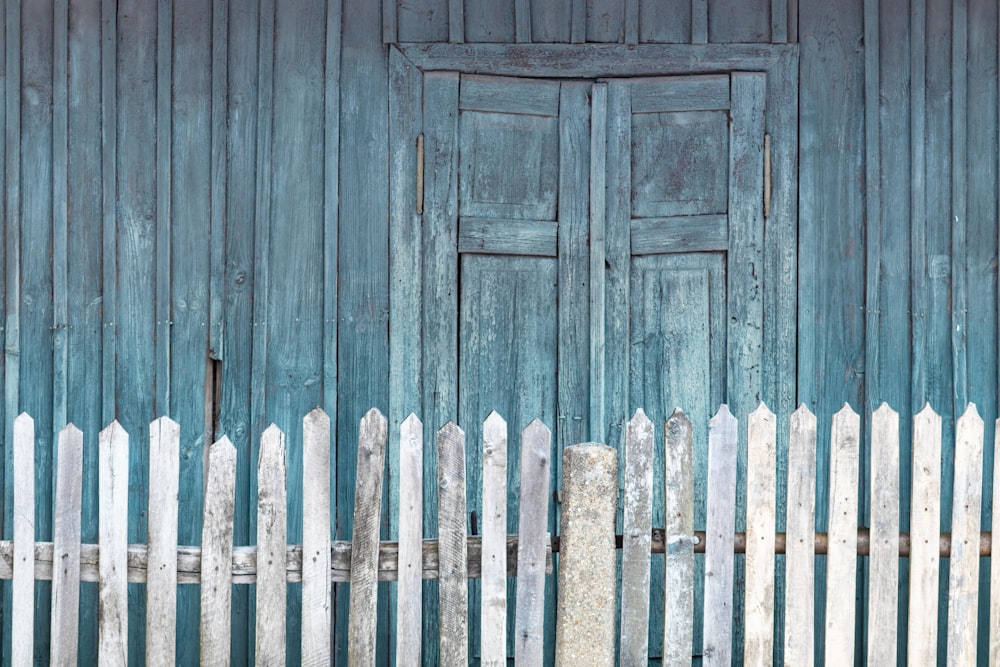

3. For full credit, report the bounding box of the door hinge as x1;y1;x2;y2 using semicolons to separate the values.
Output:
416;133;425;215
763;133;771;219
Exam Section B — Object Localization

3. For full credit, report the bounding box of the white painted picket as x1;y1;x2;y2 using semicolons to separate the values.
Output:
3;403;998;664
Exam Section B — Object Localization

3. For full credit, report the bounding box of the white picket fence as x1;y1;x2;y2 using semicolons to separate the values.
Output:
2;402;998;664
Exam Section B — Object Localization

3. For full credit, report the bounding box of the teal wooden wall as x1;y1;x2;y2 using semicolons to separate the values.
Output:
0;0;996;664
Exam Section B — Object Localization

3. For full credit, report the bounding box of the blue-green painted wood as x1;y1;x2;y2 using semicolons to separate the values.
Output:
338;0;391;662
219;1;259;662
0;0;7;656
464;0;514;42
587;0;623;42
638;0;691;43
530;0;572;42
20;2;56;662
709;0;770;42
397;0;449;42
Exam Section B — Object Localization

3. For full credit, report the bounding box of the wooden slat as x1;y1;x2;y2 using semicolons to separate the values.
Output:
302;408;332;664
951;0;969;411
438;422;468;666
991;417;1000;664
867;404;898;666
480;412;507;667
514;419;551;666
396;414;424;666
783;405;816;666
628;75;730;113
589;83;607;439
703;405;738;666
12;414;34;666
620;410;654;666
946;404;983;667
514;0;530;42
348;409;388;665
51;424;84;666
208;0;228;358
99;0;117;428
458;219;557;257
200;437;237;667
52;0;69;439
98;421;129;666
256;425;287;666
744;404;776;666
624;0;639;44
146;417;180;664
907;405;941;664
630;215;729;255
383;0;397;42
663;410;695;667
691;0;708;43
823;405;860;665
449;0;463;42
772;0;788;41
154;0;172;420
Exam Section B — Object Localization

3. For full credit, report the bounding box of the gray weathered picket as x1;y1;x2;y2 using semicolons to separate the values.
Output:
3;403;999;664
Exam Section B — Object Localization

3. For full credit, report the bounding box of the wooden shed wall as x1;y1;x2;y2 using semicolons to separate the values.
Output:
0;0;997;664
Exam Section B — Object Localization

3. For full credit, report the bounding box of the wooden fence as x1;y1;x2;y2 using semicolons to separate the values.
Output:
2;402;998;664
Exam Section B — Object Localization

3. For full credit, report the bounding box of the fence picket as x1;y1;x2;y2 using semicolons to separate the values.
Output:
514;419;551;667
200;436;237;666
256;424;288;666
349;409;389;666
744;403;776;666
992;417;1000;665
824;404;860;665
98;421;129;666
302;408;332;665
703;404;738;667
481;412;507;667
867;403;899;666
438;422;468;667
51;424;84;667
663;409;694;667
12;413;35;666
621;409;653;667
784;405;816;666
147;416;180;665
946;404;984;667
907;404;941;664
396;414;424;666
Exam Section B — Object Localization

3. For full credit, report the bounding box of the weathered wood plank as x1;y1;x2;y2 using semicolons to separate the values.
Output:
824;405;859;665
628;75;729;112
589;82;607;439
51;424;84;667
464;0;515;42
663;410;694;667
146;417;180;665
709;0;769;41
867;404;898;667
348;409;388;665
946;404;983;667
200;437;237;667
396;415;423;666
744;404;776;666
635;0;689;43
383;0;397;41
438;422;468;666
398;0;448;41
457;219;557;257
208;0;228;359
302;409;332;665
12;414;34;666
620;409;654;666
98;421;128;666
514;0;530;41
907;405;941;664
154;0;172;421
514;419;551;667
99;0;117;430
772;0;788;41
52;0;69;446
691;0;707;42
784;406;816;666
624;0;638;44
630;215;728;255
255;425;287;666
570;0;586;42
587;0;623;41
703;405;737;666
951;0;969;412
449;0;463;41
529;0;572;42
480;412;507;667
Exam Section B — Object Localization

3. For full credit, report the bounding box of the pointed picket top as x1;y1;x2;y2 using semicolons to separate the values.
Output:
150;415;180;437
708;404;737;446
483;411;507;456
958;402;983;427
210;435;236;460
750;401;775;421
522;418;550;442
628;408;654;438
362;407;386;425
99;419;127;443
667;407;692;432
14;412;34;432
872;402;898;421
790;403;817;431
711;403;734;424
438;420;465;441
260;424;287;471
833;402;859;420
60;422;83;442
402;412;422;433
916;402;941;423
261;423;285;445
304;406;330;431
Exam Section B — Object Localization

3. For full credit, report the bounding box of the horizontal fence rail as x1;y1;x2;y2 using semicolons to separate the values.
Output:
4;402;1000;663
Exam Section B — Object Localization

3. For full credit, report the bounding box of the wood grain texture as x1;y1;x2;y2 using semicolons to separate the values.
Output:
663;410;694;667
396;415;424;666
691;0;707;42
744;404;776;667
348;409;388;666
513;419;551;667
98;421;129;667
823;405;859;666
12;414;35;666
480;412;507;667
588;82;607;440
586;0;623;42
907;405;941;665
146;417;180;665
784;406;816;667
256;425;287;667
301;409;331;665
620;409;653;667
51;425;83;667
702;405;737;667
946;404;983;667
867;404;898;667
200;437;237;667
437;422;468;667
